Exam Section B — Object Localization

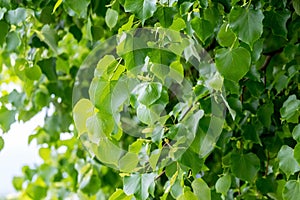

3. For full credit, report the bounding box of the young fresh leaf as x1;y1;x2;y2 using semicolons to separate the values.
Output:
105;8;118;29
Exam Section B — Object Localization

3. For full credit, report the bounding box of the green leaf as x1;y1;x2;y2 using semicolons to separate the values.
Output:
292;124;300;143
178;190;197;200
283;180;300;200
191;17;214;43
155;6;176;28
37;58;57;81
52;0;63;13
106;8;118;29
73;99;94;136
257;102;274;128
169;60;184;83
192;178;211;200
0;20;9;47
0;107;16;132
231;152;260;182
215;174;231;195
124;0;157;24
215;47;251;82
280;95;300;123
6;8;26;25
79;167;101;195
92;137;122;168
293;143;300;165
25;65;42;80
217;23;237;47
123;173;156;200
119;152;139;172
109;189;133;200
135;82;162;106
40;25;58;54
12;176;24;191
278;145;300;178
6;31;21;52
264;9;290;38
293;0;300;16
229;7;264;47
64;0;90;18
0;136;4;151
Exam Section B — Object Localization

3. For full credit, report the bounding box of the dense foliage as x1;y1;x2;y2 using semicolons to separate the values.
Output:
0;0;300;199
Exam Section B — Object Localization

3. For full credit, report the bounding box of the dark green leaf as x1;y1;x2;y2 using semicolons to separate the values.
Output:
257;102;274;128
264;9;290;38
231;152;260;182
0;20;9;47
37;58;57;81
155;6;176;28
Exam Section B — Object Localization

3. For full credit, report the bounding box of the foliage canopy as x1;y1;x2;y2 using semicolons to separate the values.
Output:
0;0;300;199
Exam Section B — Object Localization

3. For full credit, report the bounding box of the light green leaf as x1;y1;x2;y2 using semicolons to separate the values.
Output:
25;65;42;80
283;180;300;200
293;143;300;165
0;136;4;151
137;104;163;125
109;189;133;200
6;8;26;25
178;190;197;200
6;31;21;52
217;23;237;47
73;99;94;136
215;174;231;195
169;17;186;31
231;152;260;182
292;124;300;142
192;178;211;200
135;82;162;106
119;152;139;172
229;7;264;47
215;47;251;82
278;145;300;178
92;137;122;168
124;0;157;24
105;8;118;29
191;17;214;43
40;25;58;54
280;95;300;123
0;107;16;133
123;173;156;200
293;0;300;16
64;0;90;18
52;0;63;13
169;60;184;83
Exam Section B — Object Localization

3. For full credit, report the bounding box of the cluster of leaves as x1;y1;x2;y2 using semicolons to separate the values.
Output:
0;0;299;199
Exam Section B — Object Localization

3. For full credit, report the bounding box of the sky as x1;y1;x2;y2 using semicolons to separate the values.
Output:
0;111;43;196
0;82;43;196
